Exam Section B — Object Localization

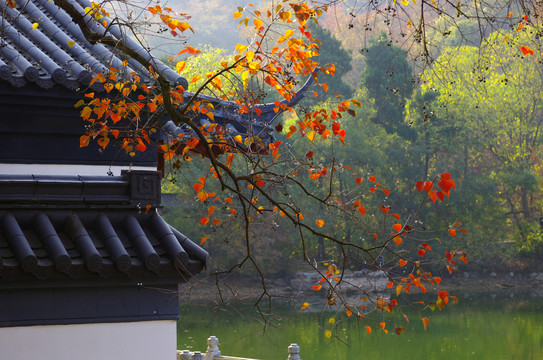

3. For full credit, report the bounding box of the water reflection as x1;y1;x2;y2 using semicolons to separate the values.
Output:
178;290;543;360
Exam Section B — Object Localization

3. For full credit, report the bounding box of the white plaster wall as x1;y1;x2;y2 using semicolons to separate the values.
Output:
0;320;177;360
0;163;155;176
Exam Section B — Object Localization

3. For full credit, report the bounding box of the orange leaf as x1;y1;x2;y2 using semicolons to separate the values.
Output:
197;191;208;202
97;137;110;149
382;189;390;196
365;326;372;335
301;302;309;310
208;206;216;216
316;219;325;228
200;217;209;226
193;183;204;192
418;249;426;257
369;176;376;182
392;213;400;220
312;284;322;291
434;276;442;285
396;284;403;296
379;322;386;331
200;237;207;245
225;197;232;204
399;259;407;267
346;309;353;317
448;229;456;237
422;317;429;331
355;177;363;185
79;134;90;148
393;236;403;246
212;219;221;225
392;223;402;232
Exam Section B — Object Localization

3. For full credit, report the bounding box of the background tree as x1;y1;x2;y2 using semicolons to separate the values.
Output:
361;32;416;140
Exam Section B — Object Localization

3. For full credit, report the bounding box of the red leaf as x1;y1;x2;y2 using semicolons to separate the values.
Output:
368;176;376;183
422;317;429;331
418;249;426;257
382;189;390;196
436;191;445;202
416;181;424;192
434;276;441;285
399;259;407;267
355;177;363;185
520;45;534;55
381;205;390;213
423;181;433;192
428;191;438;203
392;213;400;220
256;180;266;187
306;151;314;159
200;237;207;245
392;223;402;232
312;284;322;291
200;217;209;226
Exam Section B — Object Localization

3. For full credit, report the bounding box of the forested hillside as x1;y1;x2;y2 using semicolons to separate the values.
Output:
158;0;543;274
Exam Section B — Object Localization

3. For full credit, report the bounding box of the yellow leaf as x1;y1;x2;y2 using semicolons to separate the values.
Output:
67;41;76;48
246;50;255;62
234;135;243;143
301;302;309;310
176;61;186;73
325;330;332;338
32;22;39;30
285;29;294;38
328;317;335;324
306;130;316;142
233;11;242;19
253;18;263;29
396;284;403;296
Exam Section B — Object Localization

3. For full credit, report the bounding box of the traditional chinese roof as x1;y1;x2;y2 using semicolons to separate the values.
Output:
0;0;185;90
0;171;208;283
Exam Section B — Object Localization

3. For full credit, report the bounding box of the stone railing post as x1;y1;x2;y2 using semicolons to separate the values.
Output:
288;344;301;360
205;336;221;360
178;350;192;360
191;351;204;360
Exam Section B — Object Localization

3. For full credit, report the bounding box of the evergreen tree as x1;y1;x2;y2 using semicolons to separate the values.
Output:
310;25;354;99
361;32;416;140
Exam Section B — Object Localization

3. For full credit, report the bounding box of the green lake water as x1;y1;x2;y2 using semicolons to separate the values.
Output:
178;289;543;360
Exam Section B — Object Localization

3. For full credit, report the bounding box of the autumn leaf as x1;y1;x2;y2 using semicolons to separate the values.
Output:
312;284;322;291
200;237;207;245
393;236;403;246
422;317;429;331
79;134;90;148
301;302;309;310
325;330;332;338
315;219;325;227
448;229;456;237
392;223;402;233
200;217;209;226
365;326;372;335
